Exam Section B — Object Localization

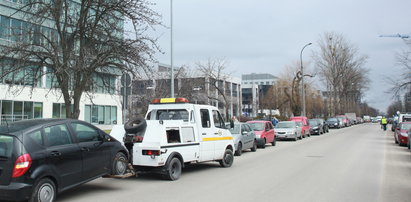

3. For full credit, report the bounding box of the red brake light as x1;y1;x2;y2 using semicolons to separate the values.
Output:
12;154;32;178
142;150;160;156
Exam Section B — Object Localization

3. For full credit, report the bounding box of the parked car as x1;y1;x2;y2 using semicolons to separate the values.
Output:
247;121;276;148
314;118;329;133
227;123;257;156
289;116;310;138
308;119;323;135
337;115;350;127
394;122;411;146
0;119;128;202
274;121;301;141
336;117;345;128
326;117;341;129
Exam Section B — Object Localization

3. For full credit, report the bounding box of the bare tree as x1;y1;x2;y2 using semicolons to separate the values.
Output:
388;46;411;97
196;58;232;120
313;32;369;116
0;0;160;119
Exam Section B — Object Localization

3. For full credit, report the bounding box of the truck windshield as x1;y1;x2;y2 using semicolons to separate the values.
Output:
156;109;189;121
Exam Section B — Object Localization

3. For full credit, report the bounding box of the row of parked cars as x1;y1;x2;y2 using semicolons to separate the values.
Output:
0;97;364;202
392;113;411;151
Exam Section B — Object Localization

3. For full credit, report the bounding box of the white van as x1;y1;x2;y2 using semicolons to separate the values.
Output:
117;98;235;180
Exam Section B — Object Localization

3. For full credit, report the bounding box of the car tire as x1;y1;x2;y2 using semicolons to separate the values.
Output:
219;149;234;168
163;157;182;181
251;141;257;152
294;133;298;141
112;152;128;175
235;143;242;156
30;178;56;202
124;117;147;134
261;139;266;148
271;138;276;146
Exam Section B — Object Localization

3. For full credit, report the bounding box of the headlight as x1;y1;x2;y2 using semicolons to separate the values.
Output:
313;127;318;129
334;123;338;125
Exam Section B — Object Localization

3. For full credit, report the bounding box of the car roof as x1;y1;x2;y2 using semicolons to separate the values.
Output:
247;120;269;123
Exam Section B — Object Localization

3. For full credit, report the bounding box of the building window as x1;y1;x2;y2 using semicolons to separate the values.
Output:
53;103;74;118
0;100;43;124
84;105;117;125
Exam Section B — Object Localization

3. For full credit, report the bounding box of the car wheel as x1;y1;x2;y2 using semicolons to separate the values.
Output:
271;137;276;146
251;141;257;152
294;133;298;141
30;178;56;202
219;149;234;168
124;117;147;134
163;157;182;181
235;143;242;156
112;152;128;175
261;139;266;148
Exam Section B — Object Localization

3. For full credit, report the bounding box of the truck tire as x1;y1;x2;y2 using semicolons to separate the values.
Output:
30;178;56;202
124;117;147;134
219;149;234;168
163;157;182;181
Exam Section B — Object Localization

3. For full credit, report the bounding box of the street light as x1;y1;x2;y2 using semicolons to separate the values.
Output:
170;0;174;98
300;42;312;116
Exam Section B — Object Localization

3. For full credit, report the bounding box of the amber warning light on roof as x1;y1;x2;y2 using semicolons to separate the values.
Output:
151;98;189;104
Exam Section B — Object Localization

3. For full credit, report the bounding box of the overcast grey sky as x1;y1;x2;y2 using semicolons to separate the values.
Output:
148;0;411;112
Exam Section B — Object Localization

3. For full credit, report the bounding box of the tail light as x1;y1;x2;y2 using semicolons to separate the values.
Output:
12;153;32;178
142;150;160;156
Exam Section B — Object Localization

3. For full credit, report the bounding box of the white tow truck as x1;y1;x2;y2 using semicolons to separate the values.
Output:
113;98;235;180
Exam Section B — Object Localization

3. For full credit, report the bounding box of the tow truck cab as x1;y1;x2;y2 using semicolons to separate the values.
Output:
126;98;234;180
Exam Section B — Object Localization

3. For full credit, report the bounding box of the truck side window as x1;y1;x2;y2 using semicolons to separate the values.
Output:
212;110;225;129
200;109;210;128
190;110;195;123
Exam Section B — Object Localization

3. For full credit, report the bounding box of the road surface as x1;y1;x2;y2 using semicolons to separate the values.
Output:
58;123;411;202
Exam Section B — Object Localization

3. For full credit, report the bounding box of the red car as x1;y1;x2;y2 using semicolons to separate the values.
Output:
394;122;411;146
247;121;276;148
289;116;310;138
336;115;350;127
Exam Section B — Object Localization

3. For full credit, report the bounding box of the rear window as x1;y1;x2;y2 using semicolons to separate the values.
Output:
156;109;189;121
0;135;14;158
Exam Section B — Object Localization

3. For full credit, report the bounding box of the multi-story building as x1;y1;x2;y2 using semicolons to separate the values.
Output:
0;0;123;129
241;73;278;117
130;63;242;119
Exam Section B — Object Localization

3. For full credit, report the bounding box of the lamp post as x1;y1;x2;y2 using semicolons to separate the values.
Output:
300;42;312;116
170;0;174;98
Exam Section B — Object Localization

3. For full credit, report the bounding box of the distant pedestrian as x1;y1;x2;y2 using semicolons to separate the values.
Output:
272;117;278;126
381;116;387;131
231;116;239;123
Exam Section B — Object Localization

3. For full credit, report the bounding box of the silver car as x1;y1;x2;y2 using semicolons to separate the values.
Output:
275;121;301;141
228;123;257;156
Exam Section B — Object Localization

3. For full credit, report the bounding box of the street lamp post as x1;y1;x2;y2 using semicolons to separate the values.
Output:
170;0;174;98
300;42;312;116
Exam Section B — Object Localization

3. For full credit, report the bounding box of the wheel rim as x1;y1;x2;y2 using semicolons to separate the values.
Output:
116;156;127;174
238;144;242;154
38;183;54;202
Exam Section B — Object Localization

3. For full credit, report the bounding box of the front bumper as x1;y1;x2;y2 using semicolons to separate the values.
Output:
276;133;295;140
0;182;32;201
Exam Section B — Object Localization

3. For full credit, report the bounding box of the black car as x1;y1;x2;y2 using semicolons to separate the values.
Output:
308;119;323;135
0;119;128;202
326;117;341;129
314;118;329;133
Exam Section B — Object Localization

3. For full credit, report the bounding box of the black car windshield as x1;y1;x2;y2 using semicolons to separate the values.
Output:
308;120;318;126
327;118;337;122
400;123;411;130
249;123;265;131
0;135;14;158
276;122;295;128
228;124;241;134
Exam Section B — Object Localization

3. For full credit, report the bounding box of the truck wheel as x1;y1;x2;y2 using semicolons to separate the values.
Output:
163;158;182;181
219;149;234;168
251;141;257;152
124;117;147;134
112;152;128;175
235;143;242;156
30;178;56;202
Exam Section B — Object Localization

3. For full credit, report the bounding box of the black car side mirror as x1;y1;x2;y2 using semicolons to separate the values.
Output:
104;135;111;142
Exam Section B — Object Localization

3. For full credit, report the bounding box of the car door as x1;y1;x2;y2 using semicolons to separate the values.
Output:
199;108;215;161
70;122;110;180
43;124;82;189
211;110;229;159
241;124;252;149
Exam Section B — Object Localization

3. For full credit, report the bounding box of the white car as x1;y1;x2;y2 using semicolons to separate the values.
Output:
274;121;301;141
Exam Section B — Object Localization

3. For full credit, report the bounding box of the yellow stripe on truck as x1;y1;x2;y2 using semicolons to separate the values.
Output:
202;136;233;141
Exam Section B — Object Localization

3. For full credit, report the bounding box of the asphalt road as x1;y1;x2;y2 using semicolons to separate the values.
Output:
58;123;411;202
